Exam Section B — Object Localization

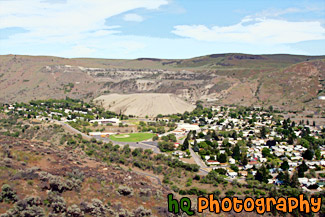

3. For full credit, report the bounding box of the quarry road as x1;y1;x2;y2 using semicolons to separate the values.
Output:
134;171;162;186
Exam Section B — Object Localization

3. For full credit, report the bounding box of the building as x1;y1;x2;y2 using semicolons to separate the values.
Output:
227;172;238;178
176;123;200;132
90;118;120;125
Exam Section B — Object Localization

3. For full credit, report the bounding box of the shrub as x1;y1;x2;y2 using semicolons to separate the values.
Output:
133;206;152;217
47;191;67;213
139;188;152;197
0;184;18;203
67;169;85;182
1;196;44;217
171;185;180;193
117;186;134;196
225;190;235;197
65;204;84;217
39;172;81;192
80;199;112;216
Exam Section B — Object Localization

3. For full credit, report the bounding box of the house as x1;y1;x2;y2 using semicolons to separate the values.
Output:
229;158;236;164
173;151;185;158
291;156;303;161
239;171;248;177
174;143;180;149
89;132;115;136
298;178;309;186
227;172;238;178
260;158;267;163
206;160;220;165
90;118;120;125
244;165;253;170
176;123;200;132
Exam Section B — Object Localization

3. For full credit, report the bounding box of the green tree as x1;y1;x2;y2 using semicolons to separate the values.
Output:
297;161;309;177
218;153;227;163
262;148;272;158
315;149;321;160
241;154;248;166
302;149;314;160
280;160;289;171
290;172;300;188
231;145;241;160
255;165;271;183
182;138;189;151
299;138;310;148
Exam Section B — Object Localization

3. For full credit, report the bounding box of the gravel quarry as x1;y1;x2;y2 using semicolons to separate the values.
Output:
95;93;196;117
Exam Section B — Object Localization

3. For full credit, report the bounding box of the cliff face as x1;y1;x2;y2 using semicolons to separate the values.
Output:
0;54;324;111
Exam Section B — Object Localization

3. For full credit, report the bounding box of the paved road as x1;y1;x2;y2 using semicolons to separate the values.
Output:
53;120;92;139
92;135;161;153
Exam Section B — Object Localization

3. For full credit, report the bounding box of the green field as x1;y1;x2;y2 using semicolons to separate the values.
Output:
109;133;154;142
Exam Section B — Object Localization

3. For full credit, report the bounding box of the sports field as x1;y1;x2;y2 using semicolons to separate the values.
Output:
109;133;154;142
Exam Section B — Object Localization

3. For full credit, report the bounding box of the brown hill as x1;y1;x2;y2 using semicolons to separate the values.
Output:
0;54;324;112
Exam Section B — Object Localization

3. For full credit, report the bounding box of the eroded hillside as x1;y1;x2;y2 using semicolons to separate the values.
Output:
0;54;324;112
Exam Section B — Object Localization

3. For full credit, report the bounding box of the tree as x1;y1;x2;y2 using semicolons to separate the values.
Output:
297;161;309;177
255;165;271;183
262;148;272;158
302;149;314;160
299;138;310;148
231;145;241;160
283;171;290;186
152;135;159;141
280;160;289;171
260;126;268;138
241;154;248;166
212;130;219;141
290;172;300;188
277;171;289;186
218;153;227;163
193;145;199;152
158;141;174;152
230;164;239;172
315;149;321;160
182;138;189;151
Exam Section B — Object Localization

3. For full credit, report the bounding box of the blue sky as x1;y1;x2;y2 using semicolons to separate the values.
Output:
0;0;324;59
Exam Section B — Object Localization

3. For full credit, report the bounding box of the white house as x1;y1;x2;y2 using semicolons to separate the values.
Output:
90;118;120;125
229;158;236;164
227;172;238;178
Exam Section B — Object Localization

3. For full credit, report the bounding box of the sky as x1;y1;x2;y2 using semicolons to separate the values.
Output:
0;0;324;59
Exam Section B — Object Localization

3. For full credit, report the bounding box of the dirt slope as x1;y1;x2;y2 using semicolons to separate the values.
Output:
95;93;196;117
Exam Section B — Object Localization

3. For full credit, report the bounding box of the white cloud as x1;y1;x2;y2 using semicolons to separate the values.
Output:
92;29;120;37
172;18;325;44
123;13;144;22
0;0;167;42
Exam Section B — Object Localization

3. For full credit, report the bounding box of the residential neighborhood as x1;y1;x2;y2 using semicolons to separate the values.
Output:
1;100;325;192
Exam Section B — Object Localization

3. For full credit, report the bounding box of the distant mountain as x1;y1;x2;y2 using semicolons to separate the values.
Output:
0;54;324;111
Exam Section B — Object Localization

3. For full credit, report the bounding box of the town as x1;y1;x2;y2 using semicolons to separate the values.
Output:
1;99;324;193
